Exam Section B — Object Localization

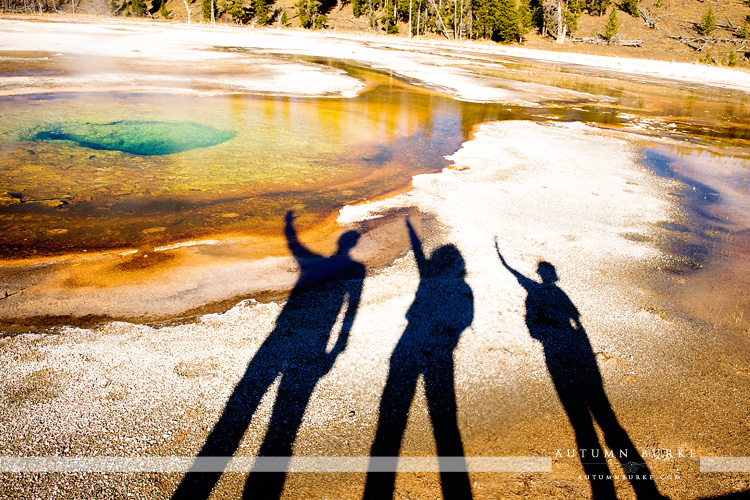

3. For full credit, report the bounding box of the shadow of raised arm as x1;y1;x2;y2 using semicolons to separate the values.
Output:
495;238;534;292
285;210;319;262
406;218;427;275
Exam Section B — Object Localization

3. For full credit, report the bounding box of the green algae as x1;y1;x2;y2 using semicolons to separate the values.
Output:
28;120;237;156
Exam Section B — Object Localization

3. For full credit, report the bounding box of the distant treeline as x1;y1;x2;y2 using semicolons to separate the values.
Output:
2;0;636;42
8;0;749;50
197;0;632;43
344;0;623;43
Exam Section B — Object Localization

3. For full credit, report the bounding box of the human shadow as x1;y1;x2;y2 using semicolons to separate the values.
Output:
363;219;473;500
496;241;667;500
172;210;365;500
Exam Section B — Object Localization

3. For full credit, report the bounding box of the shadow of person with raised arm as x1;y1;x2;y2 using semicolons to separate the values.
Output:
363;218;473;500
495;240;668;500
172;210;365;500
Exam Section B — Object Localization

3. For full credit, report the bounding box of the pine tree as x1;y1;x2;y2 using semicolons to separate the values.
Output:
352;0;362;16
586;0;608;16
699;6;715;36
564;5;579;33
295;0;326;28
518;0;534;34
383;0;399;33
159;0;171;17
471;0;496;39
496;0;518;42
201;0;212;20
603;6;618;41
296;0;321;28
738;20;749;39
621;0;637;17
567;0;582;15
471;0;518;42
130;0;147;16
727;50;737;67
540;0;577;41
226;0;249;22
251;0;272;24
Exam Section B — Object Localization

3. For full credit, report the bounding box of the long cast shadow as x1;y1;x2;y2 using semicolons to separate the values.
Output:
172;210;365;500
363;218;473;500
496;241;667;500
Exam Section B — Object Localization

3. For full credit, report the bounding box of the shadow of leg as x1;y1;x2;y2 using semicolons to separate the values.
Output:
363;356;419;500
423;357;472;500
243;369;321;500
587;385;666;499
171;362;279;500
556;386;617;500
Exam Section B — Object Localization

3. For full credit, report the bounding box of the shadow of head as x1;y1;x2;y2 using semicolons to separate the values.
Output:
336;230;361;255
537;261;558;284
431;244;466;278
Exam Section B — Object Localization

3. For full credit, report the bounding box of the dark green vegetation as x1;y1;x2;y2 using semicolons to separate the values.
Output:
603;5;618;41
697;5;715;36
28;121;237;156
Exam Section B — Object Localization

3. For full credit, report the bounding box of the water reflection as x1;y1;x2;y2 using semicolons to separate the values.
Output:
0;80;505;258
642;146;750;237
639;145;750;332
1;59;749;260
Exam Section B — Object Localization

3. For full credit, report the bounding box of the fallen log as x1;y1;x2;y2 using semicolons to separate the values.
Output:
668;34;749;45
570;35;642;47
637;7;656;28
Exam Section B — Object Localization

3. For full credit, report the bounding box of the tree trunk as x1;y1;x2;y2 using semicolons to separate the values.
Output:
555;0;566;44
459;0;463;40
416;3;420;38
183;0;190;25
429;0;450;39
452;0;455;38
408;0;412;39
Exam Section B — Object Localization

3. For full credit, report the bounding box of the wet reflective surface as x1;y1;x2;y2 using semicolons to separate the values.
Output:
0;54;749;328
0;71;510;258
463;53;750;147
1;58;749;260
641;145;750;332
